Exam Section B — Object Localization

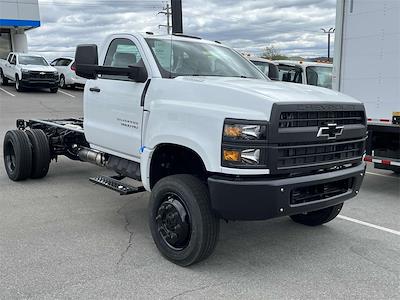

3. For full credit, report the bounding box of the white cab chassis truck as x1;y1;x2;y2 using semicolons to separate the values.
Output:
333;0;400;173
3;33;367;266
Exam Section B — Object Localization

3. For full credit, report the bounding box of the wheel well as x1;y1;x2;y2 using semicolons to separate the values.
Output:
150;144;208;188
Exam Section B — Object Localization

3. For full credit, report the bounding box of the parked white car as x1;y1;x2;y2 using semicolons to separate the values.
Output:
50;57;86;89
275;60;333;89
0;52;59;93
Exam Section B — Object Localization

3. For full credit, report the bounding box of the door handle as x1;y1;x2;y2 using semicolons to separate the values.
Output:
89;87;101;92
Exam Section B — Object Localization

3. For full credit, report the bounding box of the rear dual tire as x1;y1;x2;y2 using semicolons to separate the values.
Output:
26;129;51;179
3;129;50;181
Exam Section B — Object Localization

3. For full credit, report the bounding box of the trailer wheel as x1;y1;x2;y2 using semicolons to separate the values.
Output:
0;69;8;85
3;130;32;181
26;129;51;179
149;174;219;266
290;203;343;226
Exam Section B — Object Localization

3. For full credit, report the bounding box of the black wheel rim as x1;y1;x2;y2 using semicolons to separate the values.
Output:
5;141;16;172
156;193;191;251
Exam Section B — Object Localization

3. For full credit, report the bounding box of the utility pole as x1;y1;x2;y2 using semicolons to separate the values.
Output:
171;0;183;34
158;3;172;34
321;28;335;61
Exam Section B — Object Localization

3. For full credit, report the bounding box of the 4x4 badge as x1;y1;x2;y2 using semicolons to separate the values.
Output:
317;123;344;139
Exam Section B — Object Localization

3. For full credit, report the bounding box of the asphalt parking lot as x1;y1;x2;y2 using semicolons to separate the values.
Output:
0;85;399;299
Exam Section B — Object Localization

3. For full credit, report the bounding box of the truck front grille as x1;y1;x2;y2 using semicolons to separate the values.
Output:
276;139;365;170
290;178;353;205
279;111;365;128
26;71;56;80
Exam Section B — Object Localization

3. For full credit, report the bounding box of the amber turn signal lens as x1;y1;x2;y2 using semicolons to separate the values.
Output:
224;126;242;138
223;150;241;162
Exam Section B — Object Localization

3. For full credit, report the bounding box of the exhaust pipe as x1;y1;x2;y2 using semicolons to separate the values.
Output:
78;148;106;166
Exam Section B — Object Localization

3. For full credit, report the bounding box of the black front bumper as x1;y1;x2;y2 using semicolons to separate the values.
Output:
208;163;366;221
20;79;58;88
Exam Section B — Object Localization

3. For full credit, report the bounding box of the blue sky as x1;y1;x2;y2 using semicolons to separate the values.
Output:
27;0;337;60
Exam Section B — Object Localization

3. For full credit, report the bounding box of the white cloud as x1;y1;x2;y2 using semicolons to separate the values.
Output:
27;0;336;60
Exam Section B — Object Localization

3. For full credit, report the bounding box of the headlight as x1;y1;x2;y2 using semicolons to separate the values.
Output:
221;119;267;168
21;69;29;73
223;124;266;140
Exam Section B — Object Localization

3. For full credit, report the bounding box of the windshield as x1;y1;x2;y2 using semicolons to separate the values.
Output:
18;56;48;66
146;38;266;79
306;66;332;89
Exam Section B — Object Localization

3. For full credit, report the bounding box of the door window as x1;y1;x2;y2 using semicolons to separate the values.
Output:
103;38;143;80
10;55;16;65
278;65;303;84
58;59;72;66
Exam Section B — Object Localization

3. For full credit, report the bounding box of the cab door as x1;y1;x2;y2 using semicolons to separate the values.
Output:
84;37;148;161
4;54;15;79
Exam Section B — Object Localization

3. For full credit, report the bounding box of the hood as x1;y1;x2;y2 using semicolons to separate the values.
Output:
20;65;57;72
177;76;359;104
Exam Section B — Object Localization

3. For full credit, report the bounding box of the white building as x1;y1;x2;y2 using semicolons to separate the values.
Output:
0;0;40;59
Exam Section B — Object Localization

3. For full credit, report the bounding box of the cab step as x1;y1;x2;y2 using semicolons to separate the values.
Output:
89;175;145;195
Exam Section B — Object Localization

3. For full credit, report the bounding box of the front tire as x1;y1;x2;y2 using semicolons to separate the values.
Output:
3;130;32;181
290;203;343;226
50;87;58;93
26;129;51;179
149;175;220;266
15;76;24;92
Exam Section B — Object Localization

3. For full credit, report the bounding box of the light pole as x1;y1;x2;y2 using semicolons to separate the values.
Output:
321;28;335;61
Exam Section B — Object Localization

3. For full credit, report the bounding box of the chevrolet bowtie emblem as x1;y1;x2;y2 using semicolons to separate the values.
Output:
317;123;344;139
40;72;45;75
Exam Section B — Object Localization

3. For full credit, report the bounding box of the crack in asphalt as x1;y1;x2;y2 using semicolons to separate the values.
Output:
116;203;135;266
349;246;399;276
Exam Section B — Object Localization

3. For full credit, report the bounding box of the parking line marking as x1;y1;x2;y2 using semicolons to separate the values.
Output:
338;215;400;236
366;171;397;178
59;90;75;98
0;87;15;97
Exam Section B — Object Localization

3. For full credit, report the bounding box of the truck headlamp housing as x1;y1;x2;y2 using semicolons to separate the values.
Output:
223;124;266;141
222;119;268;168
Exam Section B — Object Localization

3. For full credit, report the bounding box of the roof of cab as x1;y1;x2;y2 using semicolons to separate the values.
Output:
138;32;227;46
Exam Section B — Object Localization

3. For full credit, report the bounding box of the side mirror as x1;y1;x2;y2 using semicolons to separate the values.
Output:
75;44;148;83
75;44;99;79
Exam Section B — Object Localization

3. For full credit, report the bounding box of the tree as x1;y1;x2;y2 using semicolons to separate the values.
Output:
261;45;288;60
